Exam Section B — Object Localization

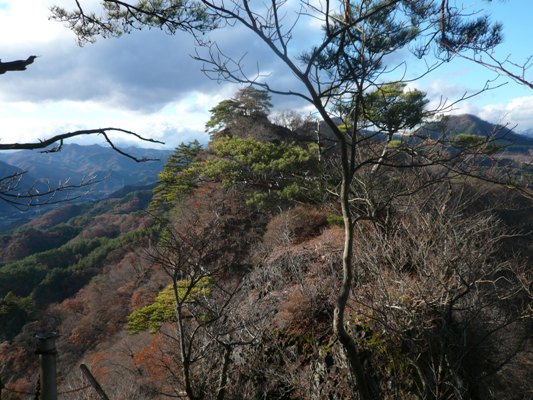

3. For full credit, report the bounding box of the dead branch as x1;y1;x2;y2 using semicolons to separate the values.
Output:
0;128;164;162
0;56;37;74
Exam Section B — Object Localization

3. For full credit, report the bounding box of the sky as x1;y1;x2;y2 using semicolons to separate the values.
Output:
1;0;533;151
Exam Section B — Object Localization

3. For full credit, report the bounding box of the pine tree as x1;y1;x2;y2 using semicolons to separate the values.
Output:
205;88;272;135
150;140;203;213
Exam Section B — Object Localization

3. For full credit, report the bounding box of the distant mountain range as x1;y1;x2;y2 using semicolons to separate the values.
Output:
317;113;533;152
520;128;533;138
0;143;171;229
0;143;171;190
0;114;531;230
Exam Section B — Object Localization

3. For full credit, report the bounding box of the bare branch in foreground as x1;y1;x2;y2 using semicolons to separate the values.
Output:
0;56;38;74
0;127;165;210
0;170;98;210
0;128;165;162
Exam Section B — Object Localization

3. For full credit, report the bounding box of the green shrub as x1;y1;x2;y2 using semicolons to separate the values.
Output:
326;214;344;226
0;292;35;341
127;277;211;334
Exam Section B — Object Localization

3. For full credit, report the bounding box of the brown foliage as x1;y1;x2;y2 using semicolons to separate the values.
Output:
263;204;330;249
132;334;172;383
27;204;86;230
130;287;154;309
75;213;149;240
274;287;332;340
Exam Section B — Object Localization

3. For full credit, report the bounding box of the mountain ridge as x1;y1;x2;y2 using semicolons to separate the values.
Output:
0;143;171;231
417;113;533;148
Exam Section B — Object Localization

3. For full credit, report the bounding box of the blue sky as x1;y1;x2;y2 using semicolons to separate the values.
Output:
413;0;533;116
1;0;532;151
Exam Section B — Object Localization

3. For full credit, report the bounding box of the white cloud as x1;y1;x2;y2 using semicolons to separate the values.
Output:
1;0;532;154
478;96;533;131
0;1;89;51
0;95;212;150
404;73;533;132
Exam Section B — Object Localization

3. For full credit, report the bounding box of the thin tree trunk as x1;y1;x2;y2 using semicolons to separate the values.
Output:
216;344;232;400
174;281;197;400
371;132;393;174
333;151;380;400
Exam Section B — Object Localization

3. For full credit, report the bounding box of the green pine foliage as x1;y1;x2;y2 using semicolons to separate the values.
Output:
0;228;152;339
364;82;429;135
453;133;487;148
127;277;211;334
205;87;272;135
205;99;241;133
150;140;203;213
452;133;502;154
0;292;35;341
202;136;321;207
152;87;319;209
151;135;321;210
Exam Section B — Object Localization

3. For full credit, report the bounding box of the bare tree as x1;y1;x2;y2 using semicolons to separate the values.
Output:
0;128;164;210
270;110;314;133
349;180;532;398
129;188;264;400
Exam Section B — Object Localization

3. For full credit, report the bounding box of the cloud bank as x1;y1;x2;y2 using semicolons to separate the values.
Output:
1;0;532;151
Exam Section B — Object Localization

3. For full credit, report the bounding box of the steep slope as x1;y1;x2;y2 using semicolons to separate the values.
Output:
0;187;153;264
3;181;529;400
521;127;533;138
0;123;531;400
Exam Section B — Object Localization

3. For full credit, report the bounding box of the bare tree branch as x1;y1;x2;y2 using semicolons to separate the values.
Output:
0;128;164;161
0;56;37;74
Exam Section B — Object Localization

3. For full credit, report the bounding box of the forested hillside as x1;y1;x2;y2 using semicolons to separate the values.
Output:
0;87;531;399
417;114;533;154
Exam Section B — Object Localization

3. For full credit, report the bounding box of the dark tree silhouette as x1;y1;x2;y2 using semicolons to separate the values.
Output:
0;56;37;74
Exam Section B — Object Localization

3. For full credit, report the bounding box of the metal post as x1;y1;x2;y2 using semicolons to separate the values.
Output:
35;332;59;400
80;364;110;400
316;119;322;162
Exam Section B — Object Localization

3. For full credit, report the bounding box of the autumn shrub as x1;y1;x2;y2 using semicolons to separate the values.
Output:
274;287;332;341
346;186;532;399
130;287;154;309
263;205;329;248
